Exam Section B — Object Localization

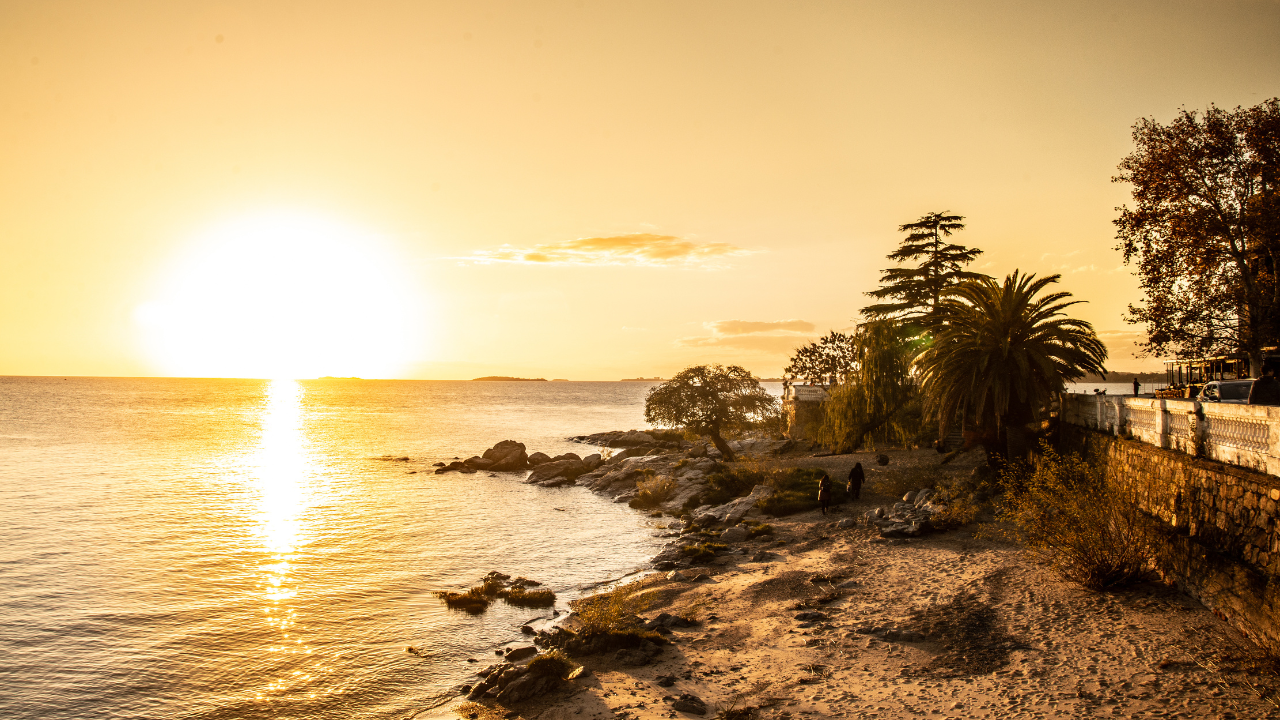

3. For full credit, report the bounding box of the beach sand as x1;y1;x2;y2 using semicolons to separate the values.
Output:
455;449;1280;720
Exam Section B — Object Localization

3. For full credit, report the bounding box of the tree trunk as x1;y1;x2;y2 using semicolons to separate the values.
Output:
709;432;736;462
1251;348;1265;378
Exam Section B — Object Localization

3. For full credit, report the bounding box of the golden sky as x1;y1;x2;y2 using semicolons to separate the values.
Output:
3;1;1278;379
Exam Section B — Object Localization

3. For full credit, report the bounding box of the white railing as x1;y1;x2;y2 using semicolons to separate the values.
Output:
1061;393;1280;476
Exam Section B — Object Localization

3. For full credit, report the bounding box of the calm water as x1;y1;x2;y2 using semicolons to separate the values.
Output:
0;377;677;720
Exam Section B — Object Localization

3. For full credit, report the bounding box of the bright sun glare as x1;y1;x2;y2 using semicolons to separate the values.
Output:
135;211;426;379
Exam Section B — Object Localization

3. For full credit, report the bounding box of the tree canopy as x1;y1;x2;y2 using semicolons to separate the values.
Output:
1116;98;1280;375
816;320;921;452
863;212;989;325
783;330;856;384
643;364;777;462
916;271;1107;462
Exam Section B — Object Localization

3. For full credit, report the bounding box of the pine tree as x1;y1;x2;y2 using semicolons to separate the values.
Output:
863;212;988;324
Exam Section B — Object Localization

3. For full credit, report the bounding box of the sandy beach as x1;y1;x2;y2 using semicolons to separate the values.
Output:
452;448;1280;720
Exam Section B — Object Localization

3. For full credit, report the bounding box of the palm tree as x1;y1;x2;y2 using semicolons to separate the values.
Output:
916;271;1107;462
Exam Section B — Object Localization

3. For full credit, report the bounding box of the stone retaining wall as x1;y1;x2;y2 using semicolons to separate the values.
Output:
1061;424;1280;650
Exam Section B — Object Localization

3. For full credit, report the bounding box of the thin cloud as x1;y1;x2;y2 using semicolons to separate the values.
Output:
678;318;818;354
705;319;815;336
461;233;754;268
678;334;817;353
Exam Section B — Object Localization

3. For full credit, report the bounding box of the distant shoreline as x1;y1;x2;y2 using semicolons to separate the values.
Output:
472;376;548;382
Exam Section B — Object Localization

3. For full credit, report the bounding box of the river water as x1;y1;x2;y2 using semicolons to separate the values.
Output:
0;377;681;720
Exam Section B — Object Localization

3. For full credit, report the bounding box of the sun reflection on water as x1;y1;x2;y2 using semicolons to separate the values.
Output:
249;379;334;703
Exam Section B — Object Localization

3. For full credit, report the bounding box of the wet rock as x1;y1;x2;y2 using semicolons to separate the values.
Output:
505;645;537;661
526;457;589;485
527;451;552;466
582;453;603;471
483;440;529;472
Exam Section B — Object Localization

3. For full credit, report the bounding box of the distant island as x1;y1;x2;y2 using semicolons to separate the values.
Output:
472;376;548;381
1078;371;1164;383
552;379;569;382
621;377;663;382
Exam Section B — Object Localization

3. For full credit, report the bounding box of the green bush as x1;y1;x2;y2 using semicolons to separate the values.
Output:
992;444;1153;590
571;584;663;645
746;523;774;539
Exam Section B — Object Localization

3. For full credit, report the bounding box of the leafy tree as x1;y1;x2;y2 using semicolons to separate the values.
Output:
783;330;856;384
644;365;777;462
863;212;989;324
1116;98;1280;375
816;320;922;452
916;271;1107;463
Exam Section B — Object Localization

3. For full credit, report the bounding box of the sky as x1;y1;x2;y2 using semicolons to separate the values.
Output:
2;0;1278;380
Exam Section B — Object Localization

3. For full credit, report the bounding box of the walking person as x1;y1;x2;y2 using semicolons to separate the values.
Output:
847;462;864;501
817;472;832;515
1133;378;1141;396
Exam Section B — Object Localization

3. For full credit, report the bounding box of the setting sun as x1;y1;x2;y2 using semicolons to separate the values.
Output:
134;211;426;379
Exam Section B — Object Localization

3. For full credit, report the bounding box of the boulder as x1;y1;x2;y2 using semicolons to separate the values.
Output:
876;453;890;466
719;525;750;543
914;489;933;506
505;645;537;662
613;430;656;447
464;456;495;470
671;694;707;715
835;518;857;529
550;452;582;464
484;441;529;472
526;457;588;485
693;485;774;527
495;671;556;703
435;460;467;474
582;453;603;471
902;491;917;503
527;451;552;467
687;444;708;458
666;570;689;582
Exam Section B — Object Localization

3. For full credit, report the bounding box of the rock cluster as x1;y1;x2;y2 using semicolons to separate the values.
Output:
466;650;570;703
866;489;947;538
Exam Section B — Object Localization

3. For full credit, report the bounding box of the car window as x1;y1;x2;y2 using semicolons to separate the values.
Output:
1222;383;1253;401
1202;385;1219;400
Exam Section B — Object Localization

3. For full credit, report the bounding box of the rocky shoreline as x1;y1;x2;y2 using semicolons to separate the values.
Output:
420;439;1280;720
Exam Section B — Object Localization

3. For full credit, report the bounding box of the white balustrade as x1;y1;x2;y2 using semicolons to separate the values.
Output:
1060;393;1280;477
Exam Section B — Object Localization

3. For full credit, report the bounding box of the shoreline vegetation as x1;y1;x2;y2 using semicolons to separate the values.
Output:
416;432;1280;720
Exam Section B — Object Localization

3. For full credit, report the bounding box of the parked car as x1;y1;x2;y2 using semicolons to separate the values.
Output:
1196;379;1254;404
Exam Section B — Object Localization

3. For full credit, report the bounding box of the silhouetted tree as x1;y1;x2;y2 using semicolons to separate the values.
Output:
1116;98;1280;375
863;212;989;325
916;272;1107;463
644;365;777;462
784;331;857;384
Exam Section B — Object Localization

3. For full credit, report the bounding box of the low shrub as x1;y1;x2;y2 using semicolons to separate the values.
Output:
526;649;577;679
746;523;774;539
700;467;766;507
499;586;557;607
756;467;840;516
454;701;506;720
435;589;491;614
630;476;679;509
991;443;1154;591
930;495;981;531
572;584;663;645
681;541;727;562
